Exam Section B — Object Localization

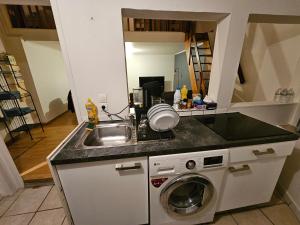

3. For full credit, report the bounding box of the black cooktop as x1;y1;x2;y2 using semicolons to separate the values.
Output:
197;112;290;141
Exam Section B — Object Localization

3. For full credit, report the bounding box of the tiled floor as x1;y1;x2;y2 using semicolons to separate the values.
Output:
0;185;299;225
0;185;69;225
210;191;300;225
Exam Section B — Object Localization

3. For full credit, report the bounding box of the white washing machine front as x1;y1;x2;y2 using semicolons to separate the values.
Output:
149;149;228;225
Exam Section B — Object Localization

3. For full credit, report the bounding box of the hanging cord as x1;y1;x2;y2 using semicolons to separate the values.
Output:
101;104;130;121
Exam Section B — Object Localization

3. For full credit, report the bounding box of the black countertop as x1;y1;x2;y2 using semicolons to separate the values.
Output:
50;113;299;165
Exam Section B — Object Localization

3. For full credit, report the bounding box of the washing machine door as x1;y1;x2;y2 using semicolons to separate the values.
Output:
160;173;214;217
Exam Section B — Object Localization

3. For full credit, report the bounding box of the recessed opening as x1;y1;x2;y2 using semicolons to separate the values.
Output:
121;9;229;109
232;14;300;105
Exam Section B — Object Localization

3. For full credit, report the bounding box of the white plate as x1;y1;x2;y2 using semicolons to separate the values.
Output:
148;106;174;120
147;104;172;119
148;103;170;115
149;110;179;131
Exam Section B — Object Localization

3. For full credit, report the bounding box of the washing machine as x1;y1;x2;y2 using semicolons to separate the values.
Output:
149;149;229;225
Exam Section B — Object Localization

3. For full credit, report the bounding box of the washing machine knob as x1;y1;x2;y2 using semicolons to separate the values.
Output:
186;160;196;170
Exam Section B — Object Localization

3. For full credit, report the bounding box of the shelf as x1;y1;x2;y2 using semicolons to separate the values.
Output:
0;70;19;75
11;123;40;132
20;93;31;98
199;54;212;57
231;101;299;108
0;91;21;100
3;107;35;117
0;53;44;140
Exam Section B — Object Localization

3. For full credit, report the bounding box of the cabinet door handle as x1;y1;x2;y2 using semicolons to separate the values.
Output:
115;162;142;171
253;148;275;156
228;164;250;173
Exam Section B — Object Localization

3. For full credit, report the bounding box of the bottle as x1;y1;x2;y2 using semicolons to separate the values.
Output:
173;88;181;104
85;98;99;125
181;85;188;100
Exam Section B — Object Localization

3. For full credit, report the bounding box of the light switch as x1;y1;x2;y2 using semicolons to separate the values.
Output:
97;93;107;103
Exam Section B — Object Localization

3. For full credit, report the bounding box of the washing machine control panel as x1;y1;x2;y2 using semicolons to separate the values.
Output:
149;149;229;176
186;160;196;170
203;155;224;167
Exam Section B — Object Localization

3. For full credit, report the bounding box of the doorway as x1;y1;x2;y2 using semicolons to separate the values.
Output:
0;4;78;182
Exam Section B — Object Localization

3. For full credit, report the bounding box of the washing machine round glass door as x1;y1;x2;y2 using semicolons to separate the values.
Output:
160;173;214;217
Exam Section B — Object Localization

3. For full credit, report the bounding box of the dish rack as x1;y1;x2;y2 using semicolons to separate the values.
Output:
135;108;175;142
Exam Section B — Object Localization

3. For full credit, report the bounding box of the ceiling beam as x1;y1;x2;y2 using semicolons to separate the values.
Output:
0;0;50;6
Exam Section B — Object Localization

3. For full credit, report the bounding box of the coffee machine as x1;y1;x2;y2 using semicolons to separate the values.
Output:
133;77;164;123
142;81;164;109
138;76;164;110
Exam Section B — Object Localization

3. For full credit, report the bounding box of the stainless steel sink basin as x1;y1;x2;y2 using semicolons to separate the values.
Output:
75;122;135;149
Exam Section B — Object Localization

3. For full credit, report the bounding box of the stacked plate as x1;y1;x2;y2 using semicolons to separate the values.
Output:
147;103;180;132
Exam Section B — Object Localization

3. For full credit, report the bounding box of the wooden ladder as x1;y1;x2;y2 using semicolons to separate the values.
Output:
185;32;213;96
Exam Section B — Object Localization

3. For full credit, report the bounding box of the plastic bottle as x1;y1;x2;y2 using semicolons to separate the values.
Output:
85;98;99;125
181;85;188;100
173;88;181;104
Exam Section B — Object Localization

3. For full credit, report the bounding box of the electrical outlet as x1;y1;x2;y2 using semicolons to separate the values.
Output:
97;93;107;103
99;103;108;112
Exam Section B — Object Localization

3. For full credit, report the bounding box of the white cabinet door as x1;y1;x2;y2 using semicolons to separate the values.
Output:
217;157;286;212
57;157;148;225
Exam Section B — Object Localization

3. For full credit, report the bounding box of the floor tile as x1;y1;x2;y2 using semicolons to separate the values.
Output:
212;214;237;225
29;208;65;225
232;209;272;225
0;189;23;217
39;186;62;211
0;213;34;225
261;204;300;225
6;186;51;216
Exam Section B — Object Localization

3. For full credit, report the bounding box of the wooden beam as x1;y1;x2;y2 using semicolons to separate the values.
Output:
0;0;50;6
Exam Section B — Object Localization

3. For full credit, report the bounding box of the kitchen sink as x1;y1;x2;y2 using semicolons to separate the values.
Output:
75;122;136;149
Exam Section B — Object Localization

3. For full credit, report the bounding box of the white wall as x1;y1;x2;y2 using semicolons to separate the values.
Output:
22;40;69;123
0;137;23;196
126;54;175;92
234;23;300;102
49;0;300;119
125;42;184;93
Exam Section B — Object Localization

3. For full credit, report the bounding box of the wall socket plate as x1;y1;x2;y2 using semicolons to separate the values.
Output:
99;103;108;112
97;93;107;103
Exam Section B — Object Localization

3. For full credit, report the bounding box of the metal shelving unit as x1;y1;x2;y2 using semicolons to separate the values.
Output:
0;53;44;140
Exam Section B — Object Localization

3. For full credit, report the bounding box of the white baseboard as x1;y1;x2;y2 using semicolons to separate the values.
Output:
277;185;300;221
